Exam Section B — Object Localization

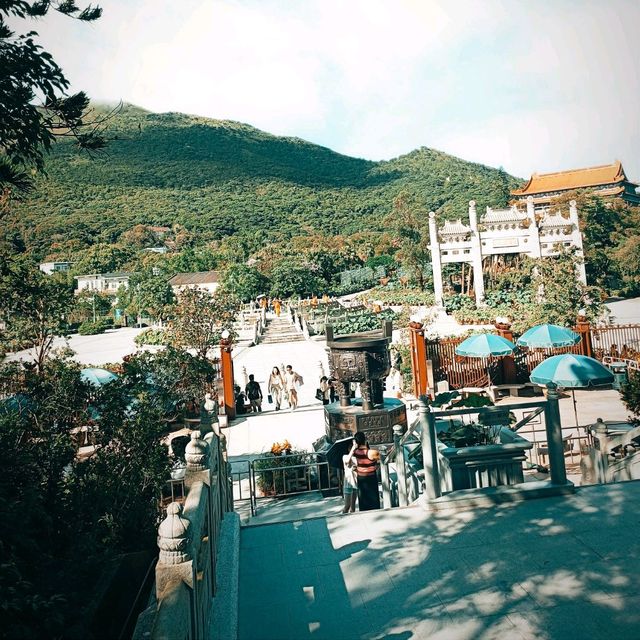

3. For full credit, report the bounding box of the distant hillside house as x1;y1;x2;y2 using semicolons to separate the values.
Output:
75;272;131;293
169;271;220;295
511;161;640;208
143;246;168;254
39;261;73;274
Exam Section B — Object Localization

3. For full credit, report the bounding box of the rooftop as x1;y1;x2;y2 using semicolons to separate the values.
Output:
512;161;636;196
168;270;221;286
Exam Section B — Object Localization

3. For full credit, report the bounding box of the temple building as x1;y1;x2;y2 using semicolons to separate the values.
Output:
428;198;586;306
511;161;640;208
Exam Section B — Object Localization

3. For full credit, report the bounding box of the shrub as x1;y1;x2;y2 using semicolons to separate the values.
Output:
77;320;109;335
134;328;169;346
359;286;435;307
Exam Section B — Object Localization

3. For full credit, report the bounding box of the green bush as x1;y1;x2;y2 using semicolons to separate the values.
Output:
77;320;109;335
360;286;435;306
134;328;169;346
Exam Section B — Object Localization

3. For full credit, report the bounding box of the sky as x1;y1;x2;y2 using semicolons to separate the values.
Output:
24;0;640;180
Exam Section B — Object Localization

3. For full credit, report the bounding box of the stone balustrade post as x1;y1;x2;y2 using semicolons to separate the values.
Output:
158;503;191;565
545;384;568;485
185;432;209;471
420;396;442;500
393;424;408;507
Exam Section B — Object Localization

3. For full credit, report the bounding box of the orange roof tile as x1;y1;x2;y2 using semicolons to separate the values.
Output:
512;161;632;196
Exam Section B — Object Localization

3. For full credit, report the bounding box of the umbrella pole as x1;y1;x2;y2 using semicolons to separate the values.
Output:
572;389;579;428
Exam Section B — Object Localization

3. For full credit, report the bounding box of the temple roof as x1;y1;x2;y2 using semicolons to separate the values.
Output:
512;161;636;196
481;206;528;224
540;213;573;229
439;219;471;235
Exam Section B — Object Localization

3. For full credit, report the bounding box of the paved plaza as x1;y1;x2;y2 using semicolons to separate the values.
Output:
238;480;640;640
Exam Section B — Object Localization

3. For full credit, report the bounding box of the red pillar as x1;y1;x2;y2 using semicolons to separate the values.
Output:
409;322;428;398
220;337;236;420
575;315;593;358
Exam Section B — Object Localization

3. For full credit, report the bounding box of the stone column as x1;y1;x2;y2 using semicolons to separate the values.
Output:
428;212;444;307
527;196;542;258
569;200;588;285
468;201;485;305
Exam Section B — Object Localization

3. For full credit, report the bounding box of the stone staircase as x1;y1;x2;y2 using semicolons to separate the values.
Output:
260;316;305;344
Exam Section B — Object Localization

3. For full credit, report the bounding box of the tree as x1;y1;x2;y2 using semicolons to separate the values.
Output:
0;255;74;371
73;289;112;322
72;242;134;275
222;264;268;302
1;1;109;205
387;192;431;290
170;287;240;358
269;260;324;298
122;271;175;325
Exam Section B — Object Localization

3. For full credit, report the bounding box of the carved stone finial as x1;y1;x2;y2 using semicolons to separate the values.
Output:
428;211;436;219
158;503;191;564
185;431;209;470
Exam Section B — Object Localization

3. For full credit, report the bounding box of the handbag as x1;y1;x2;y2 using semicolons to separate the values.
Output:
315;388;324;402
267;394;273;404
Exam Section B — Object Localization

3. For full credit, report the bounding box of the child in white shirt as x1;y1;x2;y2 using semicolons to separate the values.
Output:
342;453;358;513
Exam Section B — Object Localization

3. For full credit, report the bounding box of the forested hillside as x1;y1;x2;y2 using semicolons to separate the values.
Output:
4;103;519;258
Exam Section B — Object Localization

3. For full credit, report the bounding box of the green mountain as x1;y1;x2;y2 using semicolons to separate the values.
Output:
6;103;521;257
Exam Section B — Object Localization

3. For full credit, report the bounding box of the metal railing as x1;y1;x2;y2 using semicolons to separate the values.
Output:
248;452;338;516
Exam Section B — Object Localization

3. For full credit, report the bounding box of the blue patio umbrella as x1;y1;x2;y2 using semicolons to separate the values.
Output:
80;367;118;387
455;334;516;358
516;324;580;349
455;334;516;387
530;354;614;427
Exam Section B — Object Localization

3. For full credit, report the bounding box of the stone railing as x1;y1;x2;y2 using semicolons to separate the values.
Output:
134;431;237;640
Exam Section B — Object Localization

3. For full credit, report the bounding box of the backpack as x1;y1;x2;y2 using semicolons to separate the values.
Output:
247;381;261;400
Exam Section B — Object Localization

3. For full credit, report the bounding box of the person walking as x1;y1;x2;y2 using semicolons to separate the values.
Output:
284;364;303;411
273;298;282;317
350;431;380;511
245;374;263;413
268;366;285;411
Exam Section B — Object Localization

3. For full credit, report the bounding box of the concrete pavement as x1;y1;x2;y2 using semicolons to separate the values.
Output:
238;480;640;640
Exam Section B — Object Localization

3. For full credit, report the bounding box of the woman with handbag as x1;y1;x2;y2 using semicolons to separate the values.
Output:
268;366;285;411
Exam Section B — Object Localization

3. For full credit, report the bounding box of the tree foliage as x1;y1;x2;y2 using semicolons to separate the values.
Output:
169;287;240;357
0;1;108;204
0;254;74;370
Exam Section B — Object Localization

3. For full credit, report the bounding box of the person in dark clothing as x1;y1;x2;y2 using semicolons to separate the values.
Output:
350;431;380;511
245;374;263;413
234;385;247;415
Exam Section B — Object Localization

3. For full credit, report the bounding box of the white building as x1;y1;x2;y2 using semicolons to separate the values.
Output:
428;197;586;306
168;270;221;295
39;261;73;275
75;272;131;293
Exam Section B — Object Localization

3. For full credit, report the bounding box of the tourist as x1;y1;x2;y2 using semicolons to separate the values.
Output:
234;385;247;415
245;374;263;413
284;364;303;410
319;376;331;405
341;453;358;513
268;366;285;411
328;378;337;403
351;431;381;511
